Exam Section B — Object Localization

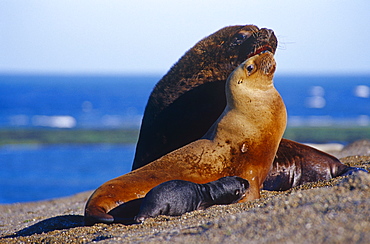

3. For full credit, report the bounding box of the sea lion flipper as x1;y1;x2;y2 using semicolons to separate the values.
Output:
84;211;114;226
85;198;143;225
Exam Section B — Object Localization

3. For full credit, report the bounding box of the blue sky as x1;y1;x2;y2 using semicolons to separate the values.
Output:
1;0;369;75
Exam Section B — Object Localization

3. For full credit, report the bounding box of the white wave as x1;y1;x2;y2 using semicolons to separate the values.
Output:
354;85;370;98
32;115;76;128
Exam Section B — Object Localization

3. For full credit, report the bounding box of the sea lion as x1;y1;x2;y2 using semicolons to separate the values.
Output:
134;176;249;223
133;25;276;168
132;24;365;190
84;51;286;225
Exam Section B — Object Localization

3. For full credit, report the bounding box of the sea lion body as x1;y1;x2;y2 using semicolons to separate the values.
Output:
132;25;364;191
134;176;249;223
84;51;286;225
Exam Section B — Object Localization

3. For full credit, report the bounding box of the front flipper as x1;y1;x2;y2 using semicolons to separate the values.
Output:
84;207;115;226
107;198;143;224
84;198;143;226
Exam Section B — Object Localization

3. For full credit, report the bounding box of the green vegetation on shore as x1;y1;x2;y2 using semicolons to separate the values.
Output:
0;126;369;146
0;129;139;145
283;126;370;143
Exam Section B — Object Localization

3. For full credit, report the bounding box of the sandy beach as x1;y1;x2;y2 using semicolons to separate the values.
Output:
1;142;369;243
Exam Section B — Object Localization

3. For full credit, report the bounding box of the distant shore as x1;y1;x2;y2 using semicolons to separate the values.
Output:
1;126;370;146
0;128;139;145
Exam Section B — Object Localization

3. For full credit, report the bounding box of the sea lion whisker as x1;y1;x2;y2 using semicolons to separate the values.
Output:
275;35;295;51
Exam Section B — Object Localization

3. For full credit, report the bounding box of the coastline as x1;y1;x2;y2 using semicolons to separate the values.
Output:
1;148;369;243
1;127;370;145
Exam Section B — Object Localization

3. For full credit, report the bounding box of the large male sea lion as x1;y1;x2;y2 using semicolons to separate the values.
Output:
132;24;365;189
134;176;249;223
85;51;286;225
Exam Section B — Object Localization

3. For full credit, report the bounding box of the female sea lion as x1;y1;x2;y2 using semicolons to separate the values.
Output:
134;176;249;223
85;51;286;225
132;24;364;189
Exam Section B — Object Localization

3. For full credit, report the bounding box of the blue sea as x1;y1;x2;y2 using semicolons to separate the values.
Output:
1;74;370;204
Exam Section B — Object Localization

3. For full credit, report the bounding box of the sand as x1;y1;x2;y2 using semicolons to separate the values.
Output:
1;142;369;243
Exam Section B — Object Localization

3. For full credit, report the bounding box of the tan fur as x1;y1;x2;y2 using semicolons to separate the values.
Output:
84;52;286;222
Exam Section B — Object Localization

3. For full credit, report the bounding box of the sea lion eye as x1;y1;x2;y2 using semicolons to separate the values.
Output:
230;31;253;46
235;189;240;196
246;64;254;73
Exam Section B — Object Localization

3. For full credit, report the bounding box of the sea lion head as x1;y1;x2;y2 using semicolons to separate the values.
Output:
244;51;276;80
195;25;277;71
227;26;277;63
208;176;250;204
226;51;276;107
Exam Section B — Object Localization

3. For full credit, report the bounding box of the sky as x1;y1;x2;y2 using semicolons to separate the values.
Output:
0;0;369;75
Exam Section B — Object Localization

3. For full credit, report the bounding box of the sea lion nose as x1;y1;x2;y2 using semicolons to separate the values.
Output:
258;28;277;54
259;28;274;41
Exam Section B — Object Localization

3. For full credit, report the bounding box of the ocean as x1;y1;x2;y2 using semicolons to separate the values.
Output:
0;74;369;204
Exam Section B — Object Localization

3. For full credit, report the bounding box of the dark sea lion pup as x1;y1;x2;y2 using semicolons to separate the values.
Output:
84;51;286;225
134;176;249;223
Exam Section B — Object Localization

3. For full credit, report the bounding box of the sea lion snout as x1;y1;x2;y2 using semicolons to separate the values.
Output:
257;28;276;50
247;28;277;59
244;51;276;77
260;51;276;75
259;28;275;42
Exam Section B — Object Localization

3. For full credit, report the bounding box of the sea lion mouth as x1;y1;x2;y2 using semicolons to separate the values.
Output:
235;27;277;63
247;44;274;59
